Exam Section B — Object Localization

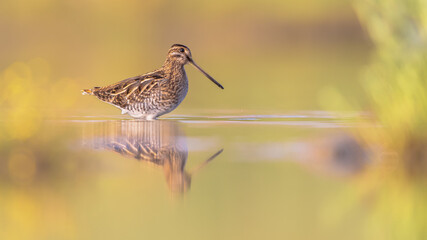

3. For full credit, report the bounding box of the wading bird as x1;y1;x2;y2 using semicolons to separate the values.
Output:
82;44;223;119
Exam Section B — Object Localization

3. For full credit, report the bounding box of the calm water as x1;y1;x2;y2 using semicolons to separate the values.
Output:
4;112;411;240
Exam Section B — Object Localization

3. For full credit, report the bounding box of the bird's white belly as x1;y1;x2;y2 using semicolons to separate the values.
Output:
122;81;188;120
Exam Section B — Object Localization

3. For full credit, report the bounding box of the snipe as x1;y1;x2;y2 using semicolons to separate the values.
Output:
82;44;224;120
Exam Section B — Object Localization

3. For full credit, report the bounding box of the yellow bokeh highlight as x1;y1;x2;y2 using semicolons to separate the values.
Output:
4;191;39;240
5;108;43;140
0;59;82;140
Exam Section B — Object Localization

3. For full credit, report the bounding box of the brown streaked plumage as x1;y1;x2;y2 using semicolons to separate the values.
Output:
82;44;224;120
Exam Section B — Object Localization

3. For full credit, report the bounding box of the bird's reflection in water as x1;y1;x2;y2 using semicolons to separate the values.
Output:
84;120;222;194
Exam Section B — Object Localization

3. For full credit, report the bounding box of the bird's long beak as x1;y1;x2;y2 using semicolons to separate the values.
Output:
188;58;224;89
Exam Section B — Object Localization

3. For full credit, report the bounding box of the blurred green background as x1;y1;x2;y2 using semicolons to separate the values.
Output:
2;0;427;240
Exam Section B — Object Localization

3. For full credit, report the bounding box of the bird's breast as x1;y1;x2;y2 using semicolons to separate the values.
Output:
166;72;188;103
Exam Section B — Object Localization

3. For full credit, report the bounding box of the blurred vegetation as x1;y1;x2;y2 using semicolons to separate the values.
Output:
0;59;79;141
319;0;427;165
334;1;427;239
354;0;427;152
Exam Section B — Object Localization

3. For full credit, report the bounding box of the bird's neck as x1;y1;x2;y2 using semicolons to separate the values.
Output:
163;58;184;73
163;59;186;80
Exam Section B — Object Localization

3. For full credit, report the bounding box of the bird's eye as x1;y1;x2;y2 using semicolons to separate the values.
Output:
179;48;185;53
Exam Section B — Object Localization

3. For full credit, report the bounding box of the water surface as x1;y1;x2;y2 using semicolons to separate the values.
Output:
2;112;398;240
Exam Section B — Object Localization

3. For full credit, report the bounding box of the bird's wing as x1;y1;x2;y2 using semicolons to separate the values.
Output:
93;70;167;108
109;140;163;164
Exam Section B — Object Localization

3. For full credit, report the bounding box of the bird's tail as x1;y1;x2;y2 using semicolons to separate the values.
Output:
82;87;100;95
81;89;94;95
